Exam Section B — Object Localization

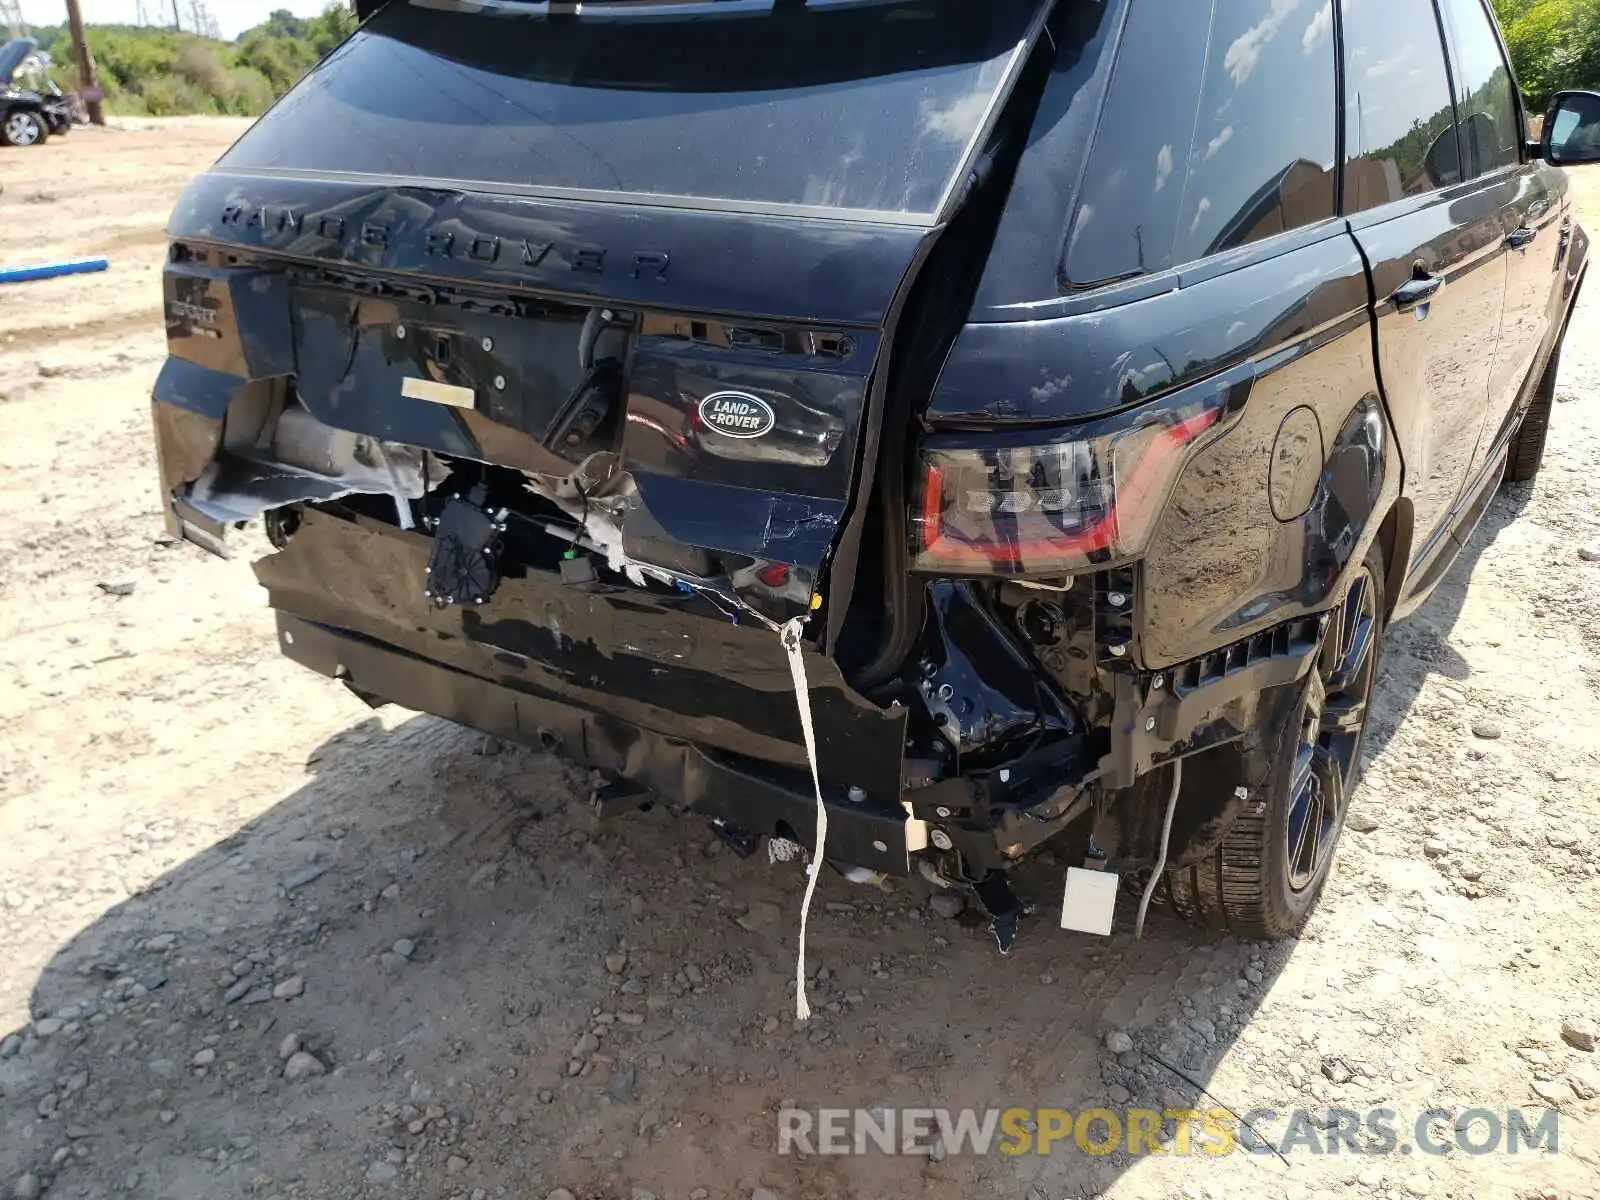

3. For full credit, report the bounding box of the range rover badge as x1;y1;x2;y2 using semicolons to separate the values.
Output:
699;391;776;439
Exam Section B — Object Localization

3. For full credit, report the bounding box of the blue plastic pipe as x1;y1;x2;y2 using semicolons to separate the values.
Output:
0;257;110;285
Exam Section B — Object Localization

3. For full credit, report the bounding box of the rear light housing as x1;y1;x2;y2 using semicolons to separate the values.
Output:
911;386;1244;578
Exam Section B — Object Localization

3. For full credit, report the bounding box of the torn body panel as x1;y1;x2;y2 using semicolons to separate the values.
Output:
154;229;894;625
186;407;444;529
277;609;916;875
258;505;907;799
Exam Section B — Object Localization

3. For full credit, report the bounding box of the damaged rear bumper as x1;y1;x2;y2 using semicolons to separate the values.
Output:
277;612;918;873
258;506;931;872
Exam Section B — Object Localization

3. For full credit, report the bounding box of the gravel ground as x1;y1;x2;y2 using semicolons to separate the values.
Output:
1;121;1598;1200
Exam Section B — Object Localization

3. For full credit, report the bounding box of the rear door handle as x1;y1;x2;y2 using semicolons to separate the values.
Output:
1392;275;1443;312
1506;226;1538;250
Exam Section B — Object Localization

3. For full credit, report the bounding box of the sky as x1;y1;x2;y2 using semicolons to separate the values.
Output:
18;0;335;40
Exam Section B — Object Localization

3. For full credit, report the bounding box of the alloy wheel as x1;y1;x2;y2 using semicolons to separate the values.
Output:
1284;567;1379;892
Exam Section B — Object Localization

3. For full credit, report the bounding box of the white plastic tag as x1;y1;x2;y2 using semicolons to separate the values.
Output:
1060;867;1120;936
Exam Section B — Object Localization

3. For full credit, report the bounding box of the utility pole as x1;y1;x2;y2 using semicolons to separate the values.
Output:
191;1;218;40
1;0;25;40
63;0;104;126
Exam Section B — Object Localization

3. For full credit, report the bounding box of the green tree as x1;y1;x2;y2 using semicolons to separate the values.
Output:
259;8;310;39
1494;0;1600;110
306;5;357;56
25;3;358;117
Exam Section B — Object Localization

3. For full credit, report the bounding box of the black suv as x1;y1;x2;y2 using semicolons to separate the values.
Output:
150;0;1595;951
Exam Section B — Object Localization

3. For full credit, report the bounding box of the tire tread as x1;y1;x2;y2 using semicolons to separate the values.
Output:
1165;547;1387;941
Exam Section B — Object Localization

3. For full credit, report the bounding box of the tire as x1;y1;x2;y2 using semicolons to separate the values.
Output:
1167;545;1386;939
1504;345;1559;484
1;110;48;148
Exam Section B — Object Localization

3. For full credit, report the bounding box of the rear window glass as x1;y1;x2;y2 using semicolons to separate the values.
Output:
1063;0;1210;284
1437;0;1521;176
1342;0;1463;211
1173;0;1337;265
1066;0;1337;286
220;0;1045;218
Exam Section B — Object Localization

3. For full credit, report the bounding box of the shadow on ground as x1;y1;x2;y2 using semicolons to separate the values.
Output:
0;488;1530;1200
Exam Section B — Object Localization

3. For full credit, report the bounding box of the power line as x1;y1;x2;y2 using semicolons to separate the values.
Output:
1;0;28;40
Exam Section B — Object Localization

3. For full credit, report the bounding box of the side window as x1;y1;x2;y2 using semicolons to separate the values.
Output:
1341;0;1462;213
1173;0;1337;264
1065;0;1337;287
1064;0;1211;285
1438;0;1521;175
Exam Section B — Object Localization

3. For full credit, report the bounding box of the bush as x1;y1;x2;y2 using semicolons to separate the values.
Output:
136;74;215;117
234;30;317;94
1495;0;1600;110
28;3;357;118
176;40;230;98
223;67;277;116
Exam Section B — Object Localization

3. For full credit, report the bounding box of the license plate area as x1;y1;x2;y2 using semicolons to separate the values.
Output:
289;283;593;450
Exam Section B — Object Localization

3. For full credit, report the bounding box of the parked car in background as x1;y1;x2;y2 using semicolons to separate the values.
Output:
148;0;1597;953
1;38;75;147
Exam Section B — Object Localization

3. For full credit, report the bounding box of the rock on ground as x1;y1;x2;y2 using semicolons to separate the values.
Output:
282;1052;326;1082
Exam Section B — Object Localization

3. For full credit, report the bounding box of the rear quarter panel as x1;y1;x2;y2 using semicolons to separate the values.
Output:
927;229;1398;671
1137;235;1399;667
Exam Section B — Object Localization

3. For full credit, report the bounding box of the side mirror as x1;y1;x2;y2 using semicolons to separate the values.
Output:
1543;90;1600;166
1424;125;1462;188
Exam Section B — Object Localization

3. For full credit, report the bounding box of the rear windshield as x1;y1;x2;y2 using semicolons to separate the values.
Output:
221;0;1045;219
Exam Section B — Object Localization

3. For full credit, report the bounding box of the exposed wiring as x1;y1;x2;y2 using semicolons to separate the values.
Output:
1134;758;1182;940
534;518;779;631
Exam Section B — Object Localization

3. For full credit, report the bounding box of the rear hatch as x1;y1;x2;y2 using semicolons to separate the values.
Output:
160;0;1048;581
153;0;1050;779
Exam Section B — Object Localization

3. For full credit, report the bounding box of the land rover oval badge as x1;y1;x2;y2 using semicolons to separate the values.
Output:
699;391;776;439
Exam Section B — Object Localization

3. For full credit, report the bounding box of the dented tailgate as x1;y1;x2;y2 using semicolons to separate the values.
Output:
154;178;919;589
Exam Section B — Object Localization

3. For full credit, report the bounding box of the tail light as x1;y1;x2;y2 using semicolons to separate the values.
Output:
911;388;1241;577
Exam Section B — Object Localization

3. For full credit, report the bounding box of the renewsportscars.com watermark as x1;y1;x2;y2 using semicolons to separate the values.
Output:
778;1107;1562;1159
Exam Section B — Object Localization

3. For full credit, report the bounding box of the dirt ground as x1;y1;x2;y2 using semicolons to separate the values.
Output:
2;120;1599;1200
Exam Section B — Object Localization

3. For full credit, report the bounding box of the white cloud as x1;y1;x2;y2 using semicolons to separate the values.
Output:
1189;196;1213;236
1154;143;1174;192
1224;0;1299;87
1205;125;1234;160
1367;44;1416;79
919;89;993;142
1302;1;1332;54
